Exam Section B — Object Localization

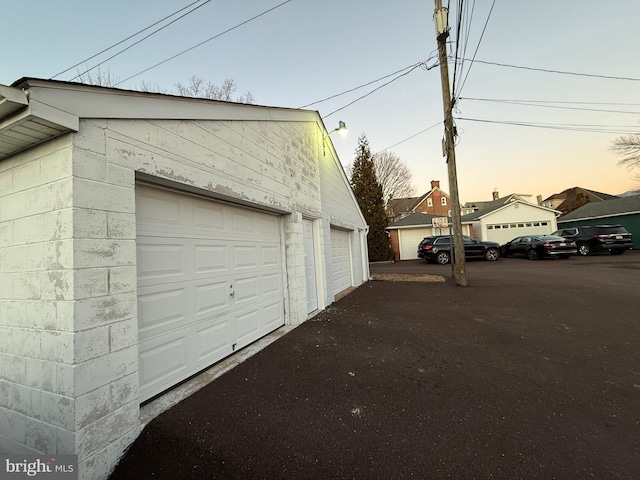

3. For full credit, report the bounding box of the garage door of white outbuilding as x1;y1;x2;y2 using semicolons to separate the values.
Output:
330;228;352;296
135;184;285;402
399;228;434;260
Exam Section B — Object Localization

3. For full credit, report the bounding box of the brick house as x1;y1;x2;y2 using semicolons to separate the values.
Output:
0;79;369;479
387;180;451;222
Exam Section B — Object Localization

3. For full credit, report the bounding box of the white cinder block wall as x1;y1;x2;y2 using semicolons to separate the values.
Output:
0;134;77;457
0;114;367;480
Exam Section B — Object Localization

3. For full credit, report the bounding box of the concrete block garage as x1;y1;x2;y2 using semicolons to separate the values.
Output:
0;79;369;479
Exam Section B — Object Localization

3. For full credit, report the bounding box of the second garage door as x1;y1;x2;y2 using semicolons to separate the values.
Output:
136;185;285;401
330;228;352;296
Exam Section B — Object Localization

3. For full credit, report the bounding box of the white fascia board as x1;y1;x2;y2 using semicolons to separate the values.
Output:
23;80;317;123
0;85;29;119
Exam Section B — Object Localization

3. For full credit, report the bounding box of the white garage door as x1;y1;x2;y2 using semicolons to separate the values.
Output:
330;228;352;296
136;185;285;401
485;223;552;245
399;228;434;260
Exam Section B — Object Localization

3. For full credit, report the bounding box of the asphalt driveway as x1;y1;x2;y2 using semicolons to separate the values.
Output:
110;253;640;479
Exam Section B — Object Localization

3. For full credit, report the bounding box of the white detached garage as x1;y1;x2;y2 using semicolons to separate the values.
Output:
0;79;369;479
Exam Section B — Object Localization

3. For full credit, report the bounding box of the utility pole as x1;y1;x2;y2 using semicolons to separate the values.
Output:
433;0;468;286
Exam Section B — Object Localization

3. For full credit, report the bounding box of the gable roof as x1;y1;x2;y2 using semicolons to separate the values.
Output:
542;186;618;203
461;197;558;222
558;194;640;222
0;78;320;162
387;212;446;228
387;196;421;216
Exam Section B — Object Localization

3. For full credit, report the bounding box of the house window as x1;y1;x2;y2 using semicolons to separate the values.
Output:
441;197;447;206
427;198;433;207
518;223;524;228
541;221;548;226
487;225;494;230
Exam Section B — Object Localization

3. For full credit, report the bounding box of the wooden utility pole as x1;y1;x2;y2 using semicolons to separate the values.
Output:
433;0;468;286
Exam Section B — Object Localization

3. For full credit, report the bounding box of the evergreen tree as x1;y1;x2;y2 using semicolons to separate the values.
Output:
350;134;393;262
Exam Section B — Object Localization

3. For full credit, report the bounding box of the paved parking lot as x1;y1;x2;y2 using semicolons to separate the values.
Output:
110;251;640;479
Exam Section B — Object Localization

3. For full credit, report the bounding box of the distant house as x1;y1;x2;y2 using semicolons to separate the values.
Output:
541;187;618;215
386;212;472;260
387;180;451;222
557;194;640;249
461;193;560;245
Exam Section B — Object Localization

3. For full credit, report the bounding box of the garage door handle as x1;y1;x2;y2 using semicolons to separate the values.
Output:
230;291;235;298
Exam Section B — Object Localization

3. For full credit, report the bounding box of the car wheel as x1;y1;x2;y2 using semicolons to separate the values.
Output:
610;249;625;255
559;254;570;259
577;243;591;256
484;248;499;261
526;249;539;260
435;251;450;265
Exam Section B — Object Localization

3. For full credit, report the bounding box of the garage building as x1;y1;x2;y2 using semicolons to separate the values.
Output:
0;79;369;479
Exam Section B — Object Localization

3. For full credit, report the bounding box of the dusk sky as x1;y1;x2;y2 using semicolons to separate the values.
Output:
2;0;639;203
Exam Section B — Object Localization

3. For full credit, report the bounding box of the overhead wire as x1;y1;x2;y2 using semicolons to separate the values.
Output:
51;0;209;80
455;117;639;134
459;97;640;115
298;61;427;109
70;0;213;82
322;61;437;118
115;0;292;86
465;59;640;82
455;0;496;98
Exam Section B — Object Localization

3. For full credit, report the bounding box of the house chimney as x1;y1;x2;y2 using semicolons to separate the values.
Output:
492;189;499;200
431;180;440;189
536;195;542;205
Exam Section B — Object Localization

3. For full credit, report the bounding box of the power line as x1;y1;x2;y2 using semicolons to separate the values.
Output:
71;0;213;82
51;0;208;79
298;61;426;109
322;62;432;118
377;121;442;152
467;59;640;82
455;0;495;99
115;0;293;86
460;97;640;106
459;97;640;115
455;116;639;134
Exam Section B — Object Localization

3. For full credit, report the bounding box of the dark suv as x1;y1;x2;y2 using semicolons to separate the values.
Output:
552;225;633;256
417;235;500;264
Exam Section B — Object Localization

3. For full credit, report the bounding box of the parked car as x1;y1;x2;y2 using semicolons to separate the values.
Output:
501;235;577;260
417;235;500;264
552;225;633;256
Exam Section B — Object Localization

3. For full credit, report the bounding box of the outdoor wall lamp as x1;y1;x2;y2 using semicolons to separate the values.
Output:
323;120;348;156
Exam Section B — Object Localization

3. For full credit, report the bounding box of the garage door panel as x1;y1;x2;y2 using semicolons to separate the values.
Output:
261;245;279;267
195;281;229;316
139;336;189;393
234;276;258;304
194;245;227;274
264;301;284;331
136;190;184;231
231;210;255;234
234;245;258;268
137;243;187;283
235;308;261;345
137;287;189;335
263;272;282;295
195;320;233;364
193;202;225;231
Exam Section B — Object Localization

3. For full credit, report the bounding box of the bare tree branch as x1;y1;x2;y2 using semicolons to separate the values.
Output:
75;66;120;87
175;76;254;103
371;150;415;205
611;134;640;169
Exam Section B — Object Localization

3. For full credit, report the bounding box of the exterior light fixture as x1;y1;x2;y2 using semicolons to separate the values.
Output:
323;121;348;156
